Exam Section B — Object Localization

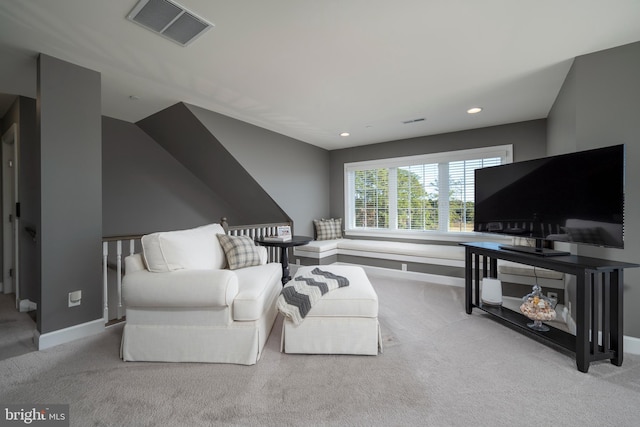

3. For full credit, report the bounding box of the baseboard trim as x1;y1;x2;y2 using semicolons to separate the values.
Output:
335;262;465;287
35;318;104;350
19;298;37;312
624;335;640;356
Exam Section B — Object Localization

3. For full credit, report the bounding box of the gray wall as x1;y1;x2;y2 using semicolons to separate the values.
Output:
137;103;290;228
547;64;577;157
548;41;640;338
102;116;236;236
329;119;547;219
187;104;331;237
38;54;102;334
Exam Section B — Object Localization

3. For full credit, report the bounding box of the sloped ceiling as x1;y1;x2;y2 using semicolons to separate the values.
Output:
136;102;290;225
1;1;640;149
0;93;17;117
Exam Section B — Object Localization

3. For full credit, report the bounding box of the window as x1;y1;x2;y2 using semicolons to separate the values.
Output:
397;163;439;231
354;168;389;228
345;145;512;236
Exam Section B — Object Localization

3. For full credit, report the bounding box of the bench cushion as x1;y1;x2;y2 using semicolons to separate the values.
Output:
299;239;464;261
337;239;464;261
299;239;341;253
498;260;564;280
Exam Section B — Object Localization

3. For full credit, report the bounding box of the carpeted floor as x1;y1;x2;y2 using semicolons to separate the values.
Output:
0;292;36;361
1;274;640;426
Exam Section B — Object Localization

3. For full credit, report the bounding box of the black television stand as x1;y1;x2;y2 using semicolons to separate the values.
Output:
499;244;570;257
462;241;639;373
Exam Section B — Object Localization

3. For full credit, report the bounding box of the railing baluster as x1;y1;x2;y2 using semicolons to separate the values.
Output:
102;242;109;324
116;240;123;319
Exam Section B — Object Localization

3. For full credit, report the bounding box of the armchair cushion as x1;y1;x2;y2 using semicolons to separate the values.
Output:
232;263;282;321
123;268;239;308
141;223;226;272
216;234;262;270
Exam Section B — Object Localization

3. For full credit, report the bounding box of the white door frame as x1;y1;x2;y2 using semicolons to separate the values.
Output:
2;123;19;309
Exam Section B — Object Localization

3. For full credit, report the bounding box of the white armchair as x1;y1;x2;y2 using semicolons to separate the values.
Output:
120;223;282;365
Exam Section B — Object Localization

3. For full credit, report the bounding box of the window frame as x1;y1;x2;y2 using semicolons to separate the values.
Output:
344;145;513;240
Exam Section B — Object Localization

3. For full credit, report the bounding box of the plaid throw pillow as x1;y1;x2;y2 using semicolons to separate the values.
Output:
216;234;262;270
313;218;342;240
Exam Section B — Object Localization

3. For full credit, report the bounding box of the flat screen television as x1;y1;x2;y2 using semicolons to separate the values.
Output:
474;144;625;256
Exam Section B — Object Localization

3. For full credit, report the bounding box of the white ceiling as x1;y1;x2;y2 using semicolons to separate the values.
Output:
1;0;639;150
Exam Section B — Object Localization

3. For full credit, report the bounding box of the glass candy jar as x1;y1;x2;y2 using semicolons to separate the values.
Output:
520;284;556;331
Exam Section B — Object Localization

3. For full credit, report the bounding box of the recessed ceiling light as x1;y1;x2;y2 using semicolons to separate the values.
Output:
467;107;482;114
340;132;350;137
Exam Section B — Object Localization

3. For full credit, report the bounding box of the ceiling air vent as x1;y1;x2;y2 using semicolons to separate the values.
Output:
127;0;213;46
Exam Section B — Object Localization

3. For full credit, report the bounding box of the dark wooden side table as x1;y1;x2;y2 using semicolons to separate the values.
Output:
255;235;313;284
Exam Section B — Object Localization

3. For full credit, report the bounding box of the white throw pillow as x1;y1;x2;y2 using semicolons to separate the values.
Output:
142;223;226;272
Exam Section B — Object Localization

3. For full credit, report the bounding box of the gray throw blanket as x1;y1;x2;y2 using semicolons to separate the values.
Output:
277;268;350;325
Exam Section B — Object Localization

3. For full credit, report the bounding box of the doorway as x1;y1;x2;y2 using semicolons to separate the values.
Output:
0;121;37;361
2;123;20;309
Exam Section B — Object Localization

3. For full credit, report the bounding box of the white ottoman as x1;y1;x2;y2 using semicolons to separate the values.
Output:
280;265;382;355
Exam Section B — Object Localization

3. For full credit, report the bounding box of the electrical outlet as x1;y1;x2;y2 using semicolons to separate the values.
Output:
548;291;558;301
68;290;82;307
401;263;407;271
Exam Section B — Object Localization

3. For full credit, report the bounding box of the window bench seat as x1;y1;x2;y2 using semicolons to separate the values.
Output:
294;239;467;287
293;238;566;295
